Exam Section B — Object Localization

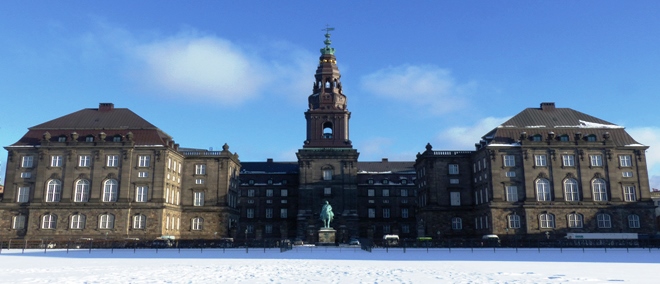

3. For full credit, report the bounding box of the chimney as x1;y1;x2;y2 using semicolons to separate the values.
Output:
99;103;114;112
267;158;273;163
540;102;555;111
382;158;388;163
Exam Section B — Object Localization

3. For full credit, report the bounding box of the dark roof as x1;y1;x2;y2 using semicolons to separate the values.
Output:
483;103;641;146
241;161;299;174
9;103;173;147
357;160;415;174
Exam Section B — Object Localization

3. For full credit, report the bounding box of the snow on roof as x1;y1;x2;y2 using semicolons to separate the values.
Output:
554;120;624;129
488;142;521;147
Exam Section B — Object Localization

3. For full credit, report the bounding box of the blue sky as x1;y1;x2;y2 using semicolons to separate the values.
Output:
1;1;659;189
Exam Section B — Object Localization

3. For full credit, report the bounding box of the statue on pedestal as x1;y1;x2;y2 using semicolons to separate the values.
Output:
320;200;334;228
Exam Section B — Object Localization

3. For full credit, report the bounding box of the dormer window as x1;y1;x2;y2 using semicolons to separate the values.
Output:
368;179;374;185
58;136;66;142
85;136;94;142
559;135;569;142
113;136;122;142
248;180;255;185
586;135;597;142
532;135;542;142
267;179;273;185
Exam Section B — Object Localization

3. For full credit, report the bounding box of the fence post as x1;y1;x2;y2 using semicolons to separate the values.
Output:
23;238;27;254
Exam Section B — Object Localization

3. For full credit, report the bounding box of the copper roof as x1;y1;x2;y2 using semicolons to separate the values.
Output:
9;103;172;147
484;103;642;147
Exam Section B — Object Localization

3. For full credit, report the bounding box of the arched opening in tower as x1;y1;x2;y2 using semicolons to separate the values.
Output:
323;122;333;139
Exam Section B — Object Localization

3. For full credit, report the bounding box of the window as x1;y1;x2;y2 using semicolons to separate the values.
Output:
112;136;121;142
401;189;408;197
449;164;459;175
539;213;555;229
368;208;376;218
503;155;515;167
133;215;146;229
138;155;150;167
382;189;390;197
266;189;273;197
20;172;31;178
106;155;119;167
247;208;254;218
505;171;516;177
58;136;66;142
138;171;148;178
136;186;148;202
45;179;62;202
195;164;206;175
280;189;288;197
85;136;94;142
592;179;608;201
590;155;603;167
383;208;390;218
622;171;633;178
70;214;86;229
567;213;583;228
532;135;542;142
401;208;409;218
21;156;34;168
623;186;636;202
564;179;579;202
17;187;30;203
79;155;91;167
451;217;462;230
99;214;115;229
266;208;273;218
536;179;551;201
195;178;204;185
505;185;518;202
324;187;332;195
103;179;118;202
12;215;26;230
247;189;255;197
619;155;632;167
51;155;63;167
401;179;408;185
562;155;575;167
265;224;273;234
280;208;288;218
450;192;461;206
559;135;569;142
587;135;597;142
402;225;410;234
367;189;375;197
628;214;640;228
450;178;459;184
323;169;333;180
42;214;57;229
597;214;612;228
191;217;203;230
508;214;521;228
194;191;204;206
534;155;547;167
74;179;90;202
383;225;391;234
368;179;374;185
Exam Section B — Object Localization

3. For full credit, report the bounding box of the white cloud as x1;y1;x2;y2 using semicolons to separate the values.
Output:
434;116;511;149
357;137;394;159
360;65;475;115
627;127;660;190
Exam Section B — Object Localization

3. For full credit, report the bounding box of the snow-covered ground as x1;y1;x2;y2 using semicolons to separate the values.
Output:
1;247;659;283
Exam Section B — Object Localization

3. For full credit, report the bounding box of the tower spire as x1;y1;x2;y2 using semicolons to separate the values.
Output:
321;25;335;55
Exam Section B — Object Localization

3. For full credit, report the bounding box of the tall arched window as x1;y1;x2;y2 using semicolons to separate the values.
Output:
539;213;554;228
564;178;579;201
74;179;90;202
99;214;115;229
451;217;462;230
592;178;608;201
191;217;204;230
597;213;612;228
70;214;86;229
567;213;583;228
42;214;57;229
536;179;551;201
103;179;118;202
322;166;333;181
133;215;146;229
45;179;62;202
507;214;521;228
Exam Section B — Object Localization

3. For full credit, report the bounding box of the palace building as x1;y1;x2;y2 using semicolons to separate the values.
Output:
0;32;656;244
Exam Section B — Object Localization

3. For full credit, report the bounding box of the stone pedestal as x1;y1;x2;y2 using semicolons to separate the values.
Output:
318;228;336;245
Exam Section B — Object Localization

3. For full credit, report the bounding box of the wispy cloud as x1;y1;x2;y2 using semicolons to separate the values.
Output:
433;116;511;150
78;21;316;106
360;65;475;115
